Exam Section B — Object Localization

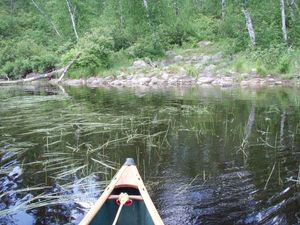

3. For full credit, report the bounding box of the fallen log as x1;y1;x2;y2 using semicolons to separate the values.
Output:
0;53;80;86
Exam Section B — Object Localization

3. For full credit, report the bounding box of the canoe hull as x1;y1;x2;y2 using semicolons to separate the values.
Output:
79;158;164;225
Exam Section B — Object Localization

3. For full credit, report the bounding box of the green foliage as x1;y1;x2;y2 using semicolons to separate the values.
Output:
188;15;220;41
246;44;289;73
277;55;290;74
186;66;199;77
63;29;114;75
1;0;300;79
0;38;58;79
126;37;165;59
256;65;267;77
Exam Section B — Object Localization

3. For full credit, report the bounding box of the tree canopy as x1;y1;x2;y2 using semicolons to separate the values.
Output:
0;0;299;79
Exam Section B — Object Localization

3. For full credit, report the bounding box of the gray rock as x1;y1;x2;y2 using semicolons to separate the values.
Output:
211;52;224;62
138;77;151;85
117;74;126;80
149;77;160;86
197;41;212;48
161;72;169;80
104;76;113;81
240;78;262;87
110;80;124;86
178;76;196;85
168;77;178;85
166;51;177;58
133;59;149;68
86;77;105;87
204;64;217;72
174;55;184;62
63;79;85;86
249;68;257;76
197;77;215;85
201;55;212;64
26;73;40;79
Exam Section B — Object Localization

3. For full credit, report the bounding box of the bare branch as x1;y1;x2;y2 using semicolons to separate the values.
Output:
31;0;61;37
66;0;79;40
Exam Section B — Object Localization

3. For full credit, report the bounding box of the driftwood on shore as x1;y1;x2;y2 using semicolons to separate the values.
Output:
0;53;80;86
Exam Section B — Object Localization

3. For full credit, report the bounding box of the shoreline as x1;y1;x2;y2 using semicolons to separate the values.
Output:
52;74;297;89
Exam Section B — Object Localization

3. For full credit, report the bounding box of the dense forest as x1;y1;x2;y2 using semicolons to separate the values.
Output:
1;0;300;80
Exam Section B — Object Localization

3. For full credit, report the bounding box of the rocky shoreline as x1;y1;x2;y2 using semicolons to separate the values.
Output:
55;73;294;89
48;42;297;89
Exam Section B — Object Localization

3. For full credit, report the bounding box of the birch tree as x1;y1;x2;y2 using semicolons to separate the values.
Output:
242;6;256;47
174;0;179;16
280;110;286;147
221;0;226;19
280;0;288;43
31;0;61;37
238;104;256;159
66;0;79;40
142;0;157;44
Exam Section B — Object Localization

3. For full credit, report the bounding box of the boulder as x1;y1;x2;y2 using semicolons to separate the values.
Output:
63;79;85;86
149;77;160;86
204;64;216;72
197;41;212;48
86;77;105;87
132;59;148;68
174;55;184;62
138;77;151;85
161;72;169;80
197;77;215;85
211;52;224;61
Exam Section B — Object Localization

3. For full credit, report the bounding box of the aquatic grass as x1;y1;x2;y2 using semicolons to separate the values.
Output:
264;162;276;190
0;175;107;217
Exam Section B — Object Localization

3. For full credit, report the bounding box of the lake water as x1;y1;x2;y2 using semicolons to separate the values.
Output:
0;85;299;225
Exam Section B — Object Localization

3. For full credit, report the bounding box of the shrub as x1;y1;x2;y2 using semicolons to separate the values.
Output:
277;55;290;74
126;36;165;59
31;54;58;73
256;65;267;76
63;28;114;75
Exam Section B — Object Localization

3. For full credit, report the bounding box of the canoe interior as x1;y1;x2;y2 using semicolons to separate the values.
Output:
89;187;155;225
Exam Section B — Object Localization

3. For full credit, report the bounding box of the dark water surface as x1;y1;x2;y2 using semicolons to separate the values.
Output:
0;85;299;225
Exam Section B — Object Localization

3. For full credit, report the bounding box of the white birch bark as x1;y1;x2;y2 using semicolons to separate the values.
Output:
142;0;156;44
31;0;61;37
280;110;286;146
238;105;256;157
119;0;124;28
66;0;79;40
221;0;226;19
242;7;256;47
174;0;179;16
280;0;288;43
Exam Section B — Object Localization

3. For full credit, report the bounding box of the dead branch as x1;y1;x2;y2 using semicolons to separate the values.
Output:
0;53;80;86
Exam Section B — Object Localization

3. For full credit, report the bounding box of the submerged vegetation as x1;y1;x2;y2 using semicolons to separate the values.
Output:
1;1;300;80
0;86;299;224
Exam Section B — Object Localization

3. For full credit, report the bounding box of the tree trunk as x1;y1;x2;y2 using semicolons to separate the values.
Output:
238;104;256;159
58;53;81;82
0;53;80;86
66;0;79;40
245;105;256;141
221;0;226;19
0;69;64;86
280;0;288;43
10;0;15;15
242;7;256;47
142;0;157;45
280;110;286;146
173;0;179;16
31;0;61;37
